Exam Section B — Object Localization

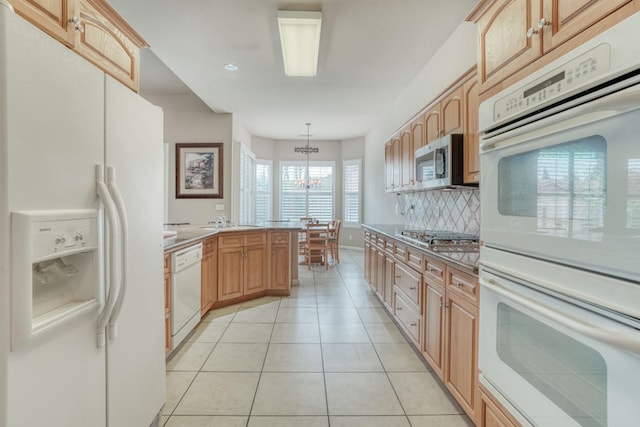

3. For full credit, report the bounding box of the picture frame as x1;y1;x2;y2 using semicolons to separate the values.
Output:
175;143;223;199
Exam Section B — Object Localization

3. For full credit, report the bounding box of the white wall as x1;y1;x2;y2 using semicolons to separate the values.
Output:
363;21;477;225
142;92;233;225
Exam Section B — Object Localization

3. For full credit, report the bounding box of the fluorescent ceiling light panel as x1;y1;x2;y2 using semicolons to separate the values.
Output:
277;11;322;77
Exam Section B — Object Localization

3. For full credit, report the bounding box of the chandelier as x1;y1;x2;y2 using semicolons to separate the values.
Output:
294;123;320;189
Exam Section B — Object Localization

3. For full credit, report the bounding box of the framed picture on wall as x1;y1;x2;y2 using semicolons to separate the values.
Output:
175;142;223;198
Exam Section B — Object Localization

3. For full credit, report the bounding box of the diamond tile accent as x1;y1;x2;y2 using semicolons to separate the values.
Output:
404;189;480;235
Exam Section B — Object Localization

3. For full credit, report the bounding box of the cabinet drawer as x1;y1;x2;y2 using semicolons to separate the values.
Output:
219;234;244;248
271;232;289;244
394;242;407;262
245;232;267;246
423;255;445;285
364;230;371;241
406;246;423;271
375;235;385;249
203;237;217;254
393;262;421;306
447;267;478;307
394;291;422;346
384;240;394;255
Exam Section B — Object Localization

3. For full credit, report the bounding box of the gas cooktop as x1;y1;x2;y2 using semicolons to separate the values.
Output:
395;229;479;252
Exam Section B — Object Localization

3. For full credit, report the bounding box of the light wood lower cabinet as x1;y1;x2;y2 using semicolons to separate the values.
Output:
201;236;217;317
218;231;267;301
364;229;480;425
479;384;521;427
270;232;291;292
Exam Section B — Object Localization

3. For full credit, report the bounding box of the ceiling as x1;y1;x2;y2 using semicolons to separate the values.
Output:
108;0;477;141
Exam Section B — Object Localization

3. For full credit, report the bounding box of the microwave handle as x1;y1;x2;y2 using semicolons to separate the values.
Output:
480;275;640;357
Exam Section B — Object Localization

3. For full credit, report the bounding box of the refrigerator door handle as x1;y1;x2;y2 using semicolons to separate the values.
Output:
106;166;128;340
96;165;120;347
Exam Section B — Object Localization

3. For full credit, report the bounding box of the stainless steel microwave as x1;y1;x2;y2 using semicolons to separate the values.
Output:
415;133;464;189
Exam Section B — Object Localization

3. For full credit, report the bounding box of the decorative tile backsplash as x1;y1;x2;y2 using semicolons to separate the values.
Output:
402;188;480;235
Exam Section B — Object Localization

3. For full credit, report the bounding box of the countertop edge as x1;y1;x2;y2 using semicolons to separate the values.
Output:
163;225;304;252
362;224;479;276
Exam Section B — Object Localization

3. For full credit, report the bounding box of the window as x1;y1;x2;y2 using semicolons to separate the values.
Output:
256;159;272;223
343;159;361;226
239;145;255;224
280;161;334;222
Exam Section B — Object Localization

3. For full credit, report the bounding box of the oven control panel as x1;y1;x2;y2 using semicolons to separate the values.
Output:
494;43;611;121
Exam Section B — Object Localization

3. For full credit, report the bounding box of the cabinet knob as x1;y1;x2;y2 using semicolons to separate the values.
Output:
409;286;416;290
410;323;417;327
70;16;84;33
526;27;539;38
538;18;551;29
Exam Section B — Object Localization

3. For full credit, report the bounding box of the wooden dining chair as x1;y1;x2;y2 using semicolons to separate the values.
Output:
328;220;342;264
304;222;330;270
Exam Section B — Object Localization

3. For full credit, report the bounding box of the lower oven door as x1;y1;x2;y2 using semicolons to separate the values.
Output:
479;267;640;427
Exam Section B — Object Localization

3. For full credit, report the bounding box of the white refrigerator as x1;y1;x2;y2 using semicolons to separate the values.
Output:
0;3;166;427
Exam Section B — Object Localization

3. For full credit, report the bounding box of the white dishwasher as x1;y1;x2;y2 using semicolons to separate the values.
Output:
171;243;202;351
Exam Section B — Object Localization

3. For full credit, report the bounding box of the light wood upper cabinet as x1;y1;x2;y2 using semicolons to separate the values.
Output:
411;114;425;150
541;0;632;52
391;135;401;191
75;0;145;92
8;0;147;92
9;0;78;46
475;0;542;94
400;125;413;189
424;106;442;144
463;76;480;184
470;0;638;94
441;87;464;136
384;142;393;192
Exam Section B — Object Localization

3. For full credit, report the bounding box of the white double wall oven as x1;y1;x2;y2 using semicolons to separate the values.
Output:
478;12;640;427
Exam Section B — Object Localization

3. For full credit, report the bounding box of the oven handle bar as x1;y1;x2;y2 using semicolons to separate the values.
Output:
480;81;640;151
480;275;640;357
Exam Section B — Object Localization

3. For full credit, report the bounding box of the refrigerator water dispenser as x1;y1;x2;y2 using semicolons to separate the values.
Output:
11;210;100;350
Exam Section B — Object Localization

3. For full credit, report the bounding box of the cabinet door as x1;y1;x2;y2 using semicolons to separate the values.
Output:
424;106;441;143
75;0;143;92
271;244;290;291
375;249;385;299
541;0;633;52
400;126;413;189
444;292;479;420
383;256;394;310
477;0;542;93
9;0;77;46
423;281;445;378
364;241;372;284
391;136;401;190
463;76;480;184
201;252;212;316
441;86;464;136
384;142;393;192
164;272;171;353
244;244;267;295
411;114;426;150
480;386;521;427
218;247;243;301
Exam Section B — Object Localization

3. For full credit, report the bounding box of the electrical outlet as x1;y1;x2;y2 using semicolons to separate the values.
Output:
349;234;352;240
215;204;225;211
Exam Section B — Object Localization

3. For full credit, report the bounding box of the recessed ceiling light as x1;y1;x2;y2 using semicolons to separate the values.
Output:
224;64;239;71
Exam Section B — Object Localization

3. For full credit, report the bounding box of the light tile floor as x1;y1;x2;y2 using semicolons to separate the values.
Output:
161;249;474;427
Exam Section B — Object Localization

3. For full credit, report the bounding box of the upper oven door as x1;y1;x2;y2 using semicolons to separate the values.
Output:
480;82;640;282
479;267;640;427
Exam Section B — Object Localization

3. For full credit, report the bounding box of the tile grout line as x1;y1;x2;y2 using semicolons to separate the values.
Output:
314;266;332;427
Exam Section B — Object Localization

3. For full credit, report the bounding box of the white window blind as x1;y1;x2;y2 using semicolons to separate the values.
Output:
256;159;272;223
280;161;334;222
239;146;255;224
343;159;361;225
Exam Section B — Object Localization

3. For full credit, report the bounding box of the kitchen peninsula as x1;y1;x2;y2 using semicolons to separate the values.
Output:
163;223;303;354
